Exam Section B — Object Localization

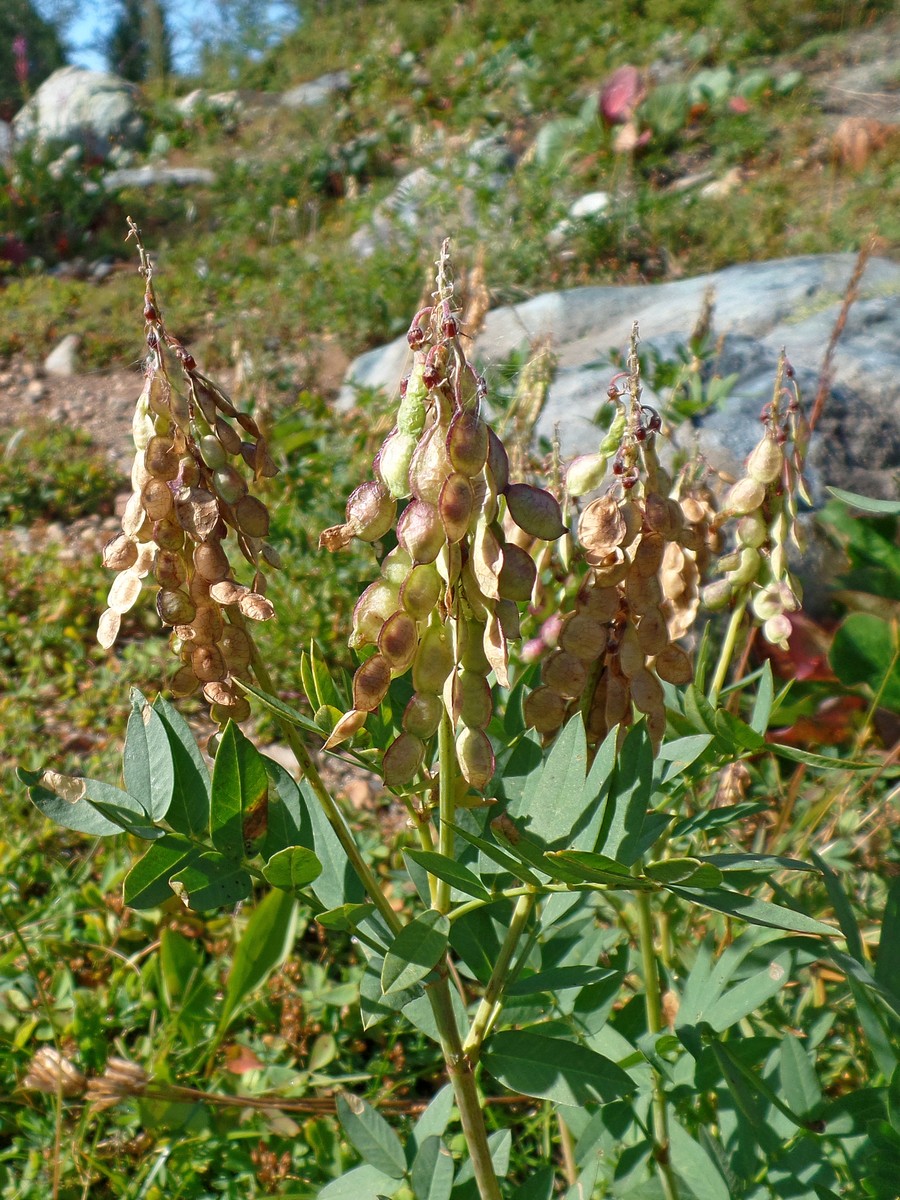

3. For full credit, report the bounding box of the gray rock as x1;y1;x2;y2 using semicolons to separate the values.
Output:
12;67;144;158
342;253;900;499
0;120;12;163
281;70;351;109
103;165;216;191
44;334;80;377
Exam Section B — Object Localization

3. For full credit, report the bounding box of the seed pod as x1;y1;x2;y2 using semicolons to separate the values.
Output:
543;649;588;699
763;613;793;647
605;668;630;729
382;733;425;788
377;431;417;500
496;598;520;642
155;548;187;589
131;451;151;493
106;570;142;614
617;624;645;678
193;539;230;582
139;476;173;522
153;517;184;551
181;603;224;645
323;708;367;750
220;625;252;669
524;685;567;735
505;484;566;541
472;521;503;600
170;663;199;696
634;533;665;578
460;619;490;674
400;562;442;619
175;488;219;540
447;410;489;477
566;453;607;497
176;455;201;489
456;727;495;791
121;491;151;540
212;465;248;506
145;435;179;480
736;511;767;548
397;499;445;564
578;495;625;559
353;654;392;712
454;670;493;729
497;542;537;602
346;481;396;541
636;606;669;656
397;384;426;438
198;433;227;470
191;643;227;683
559;612;607;661
210;579;250;606
625;569;663;615
630;667;664;716
102;533;138;571
381;545;413;584
157;588;197;626
655;644;693;685
378;610;418;671
234;495;270;539
578;584;618;623
409;421;453;505
352;579;400;647
486;428;509;493
413;625;454;694
214;416;242;455
97;607;122;648
589;547;629;583
238;591;275;621
439;472;475;543
726;546;762;588
403;691;443;739
483;612;510;688
702;579;733;611
747;435;784;485
724;477;766;516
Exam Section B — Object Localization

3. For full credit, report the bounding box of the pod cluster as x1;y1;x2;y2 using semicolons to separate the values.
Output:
525;333;707;752
320;246;565;793
99;255;279;729
702;355;808;649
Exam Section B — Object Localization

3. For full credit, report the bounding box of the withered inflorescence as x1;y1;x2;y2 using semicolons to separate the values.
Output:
99;220;280;730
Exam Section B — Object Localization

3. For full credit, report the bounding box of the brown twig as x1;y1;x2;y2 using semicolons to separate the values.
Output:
809;235;876;432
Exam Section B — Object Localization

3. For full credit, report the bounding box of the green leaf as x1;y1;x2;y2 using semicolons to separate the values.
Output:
507;715;587;847
300;777;365;910
481;1029;634;1106
657;734;715;778
210;722;269;857
318;1164;401;1200
750;660;774;735
505;965;616;997
712;708;765;753
124;689;174;822
704;950;793;1030
779;1032;822;1118
219;887;298;1032
596;722;651;865
449;821;541;885
668;1120;730;1200
153;693;210;838
168;852;252;911
645;858;705;885
233;676;323;736
548;850;636;886
411;1136;454;1200
318;902;377;932
510;1167;555;1200
263;846;323;893
828;487;900;515
683;684;718;734
335;1092;406;1179
811;852;864;962
702;853;816;875
21;767;153;838
404;849;490;902
124;836;200;908
830;613;900;709
261;757;312;860
453;1130;511;1195
381;911;449;995
876;877;900;1003
673;801;768;838
769;743;874;770
668;886;835;935
408;1085;455;1163
572;724;618;849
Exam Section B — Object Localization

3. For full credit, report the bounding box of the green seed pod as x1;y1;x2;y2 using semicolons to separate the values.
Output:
454;670;493;730
412;625;454;694
409;421;453;505
724;477;766;516
199;433;228;470
701;579;733;611
747;435;784;485
346;481;396;541
397;385;426;438
213;465;248;506
726;546;762;588
497;542;537;602
378;610;418;672
456;727;495;791
156;588;197;627
400;562;442;619
377;432;417;500
153;518;184;551
505;483;566;541
403;691;443;738
155;549;187;589
600;410;627;456
381;545;413;585
353;654;392;712
352;579;400;648
446;410;489;477
523;685;567;735
382;732;425;788
439;472;475;544
737;511;767;549
565;453;607;497
542;650;587;699
235;495;271;539
496;598;520;642
397;500;445;564
460;619;490;674
486;428;509;493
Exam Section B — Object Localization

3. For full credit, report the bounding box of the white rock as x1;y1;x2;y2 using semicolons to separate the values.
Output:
281;71;351;109
103;165;216;191
12;67;143;158
44;334;80;377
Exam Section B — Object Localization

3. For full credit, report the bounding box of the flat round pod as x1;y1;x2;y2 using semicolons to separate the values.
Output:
577;583;619;623
238;591;275;621
121;490;151;540
585;547;629;582
439;472;475;544
191;643;227;683
235;495;270;539
381;546;413;585
559;612;607;662
220;625;252;669
629;667;664;716
194;539;231;583
154;549;187;590
352;578;400;647
169;663;199;697
378;610;418;672
182;603;225;646
505;483;566;542
97;607;121;649
578;495;625;559
486;428;509;493
382;732;425;788
102;533;138;572
402;691;443;739
412;625;454;695
175;488;219;540
156;587;197;627
107;569;142;614
409;420;453;505
140;477;174;522
400;562;442;620
397;499;445;564
446;410;489;477
523;685;567;736
353;654;392;712
213;465;248;506
460;619;490;674
542;649;588;699
145;435;179;480
497;542;537;602
210;579;249;606
454;670;493;730
152;517;184;551
654;644;693;685
636;605;669;656
633;532;665;578
346;480;396;541
496;598;520;642
456;727;495;791
617;624;646;678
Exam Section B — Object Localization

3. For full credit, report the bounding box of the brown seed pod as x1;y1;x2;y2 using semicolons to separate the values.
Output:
397;499;445;564
180;603;224;646
472;521;503;600
175;488;219;540
486;428;509;493
409;420;453;505
170;663;200;697
346;480;397;542
542;650;588;699
559;612;607;662
121;491;152;541
152;517;184;551
446;410;489;477
194;539;231;582
456;727;495;791
323;708;368;750
577;583;619;624
412;625;454;695
439;472;475;544
191;643;227;683
505;483;566;542
629;667;664;716
496;598;520;642
587;548;629;583
156;588;197;626
145;435;179;480
605;668;630;729
353;654;392;712
102;533;138;572
238;591;275;621
154;549;187;589
633;532;665;578
210;579;250;606
382;732;426;788
625;569;663;615
654;644;693;685
402;691;443;739
140;477;174;522
497;542;537;602
220;625;252;669
483;612;510;688
617;623;645;678
578;495;625;559
636;606;669;656
234;495;270;539
400;562;443;620
378;610;418;672
454;670;493;730
523;685;567;735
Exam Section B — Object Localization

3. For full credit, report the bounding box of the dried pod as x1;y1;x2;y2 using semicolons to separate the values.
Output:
353;654;392;712
586;548;629;582
378;610;418;672
97;608;122;649
578;495;625;558
397;499;445;565
559;613;607;662
747;435;784;485
636;606;669;656
234;495;270;539
144;435;179;480
154;549;187;589
175;488;219;540
523;685;567;735
412;625;454;694
497;542;537;602
140;477;174;522
403;691;443;739
377;431;417;500
629;667;664;716
238;591;275;621
194;539;231;582
323;708;368;750
191;644;227;683
633;533;665;578
472;521;504;600
181;603;224;645
102;533;138;572
220;625;252;669
505;483;566;542
617;624;645;678
400;562;442;620
542;650;588;699
723;477;766;516
170;663;200;696
107;570;143;614
382;733;426;788
176;455;201;489
352;579;400;647
439;472;475;544
121;491;151;540
654;644;693;685
210;579;250;606
409;421;453;505
447;410;489;477
456;727;495;791
486;428;509;493
625;569;663;615
577;584;619;624
483;612;510;688
454;670;493;730
213;416;242;455
605;668;630;729
156;588;197;626
346;481;396;541
152;517;184;551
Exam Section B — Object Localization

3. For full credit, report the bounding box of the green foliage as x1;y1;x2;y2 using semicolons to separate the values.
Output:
0;420;120;524
0;0;65;119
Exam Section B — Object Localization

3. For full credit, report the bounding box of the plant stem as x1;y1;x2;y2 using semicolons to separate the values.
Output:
435;708;456;914
242;621;403;937
708;595;748;707
635;889;680;1200
427;974;502;1200
463;891;536;1059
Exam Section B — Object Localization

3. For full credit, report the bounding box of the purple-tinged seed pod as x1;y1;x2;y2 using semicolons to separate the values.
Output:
542;650;587;699
496;598;520;642
378;610;418;672
412;625;454;694
156;588;197;626
423;343;449;390
486;429;509;494
454;670;493;730
194;539;231;583
352;579;400;648
446;410;489;477
175;455;201;490
346;481;396;542
409;421;452;506
397;499;445;564
191;643;226;683
505;484;566;542
215;416;242;455
439;472;475;544
323;708;368;750
523;685;567;735
383;732;426;788
402;692;443;739
399;562;442;619
353;654;392;712
497;542;537;602
456;727;495;791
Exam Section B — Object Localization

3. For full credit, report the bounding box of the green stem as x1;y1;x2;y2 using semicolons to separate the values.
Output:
427;973;502;1200
435;709;456;915
635;890;680;1200
708;595;748;707
464;891;536;1059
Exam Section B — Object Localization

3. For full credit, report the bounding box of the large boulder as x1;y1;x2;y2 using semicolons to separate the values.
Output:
12;67;144;159
342;254;900;501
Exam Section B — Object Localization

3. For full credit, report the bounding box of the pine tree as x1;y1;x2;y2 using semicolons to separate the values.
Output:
105;0;172;84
